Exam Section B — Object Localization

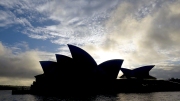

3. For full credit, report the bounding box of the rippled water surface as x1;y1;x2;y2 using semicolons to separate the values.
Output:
1;90;180;101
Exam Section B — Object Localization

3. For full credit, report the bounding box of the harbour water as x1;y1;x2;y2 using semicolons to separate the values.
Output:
1;90;180;101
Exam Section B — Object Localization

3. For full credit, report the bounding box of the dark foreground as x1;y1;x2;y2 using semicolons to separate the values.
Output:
12;79;180;96
2;90;180;101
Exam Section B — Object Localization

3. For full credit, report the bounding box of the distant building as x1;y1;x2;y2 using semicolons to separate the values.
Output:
120;65;156;80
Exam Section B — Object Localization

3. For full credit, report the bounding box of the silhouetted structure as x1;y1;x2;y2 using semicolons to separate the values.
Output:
30;44;123;95
120;65;156;79
29;44;180;96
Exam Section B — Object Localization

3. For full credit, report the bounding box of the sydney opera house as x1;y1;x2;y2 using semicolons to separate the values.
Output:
31;44;124;94
120;65;156;79
30;44;180;95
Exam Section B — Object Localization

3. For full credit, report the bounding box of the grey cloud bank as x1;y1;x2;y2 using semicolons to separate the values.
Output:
0;42;43;85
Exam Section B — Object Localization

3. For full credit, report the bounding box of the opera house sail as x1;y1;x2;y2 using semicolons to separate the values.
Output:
120;65;156;79
23;44;180;95
30;44;124;95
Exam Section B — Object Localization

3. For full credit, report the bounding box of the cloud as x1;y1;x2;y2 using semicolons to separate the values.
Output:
0;42;46;85
1;0;180;81
0;10;15;27
83;0;180;79
0;0;39;27
0;0;119;46
150;65;180;79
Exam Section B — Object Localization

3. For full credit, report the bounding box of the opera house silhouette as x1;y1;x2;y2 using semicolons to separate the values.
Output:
31;44;124;95
30;44;180;95
120;65;156;79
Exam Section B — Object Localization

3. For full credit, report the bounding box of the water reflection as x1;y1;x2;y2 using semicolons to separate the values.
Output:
32;94;118;101
118;93;154;101
117;92;180;101
1;90;180;101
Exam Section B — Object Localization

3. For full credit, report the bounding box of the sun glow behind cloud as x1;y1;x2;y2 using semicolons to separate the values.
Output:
0;0;180;85
84;0;180;79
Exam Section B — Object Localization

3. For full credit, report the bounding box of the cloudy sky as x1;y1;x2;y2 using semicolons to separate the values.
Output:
0;0;180;85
